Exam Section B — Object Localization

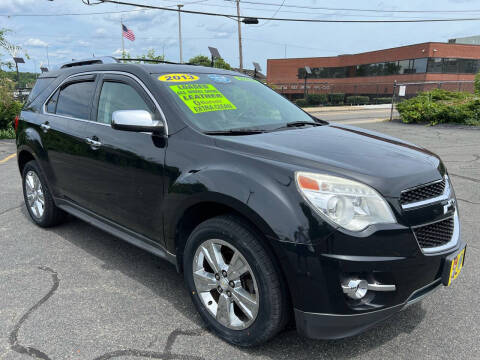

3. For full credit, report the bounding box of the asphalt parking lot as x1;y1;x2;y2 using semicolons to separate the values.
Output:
0;121;479;360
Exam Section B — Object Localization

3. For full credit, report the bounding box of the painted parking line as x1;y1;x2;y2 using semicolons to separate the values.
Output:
0;153;16;164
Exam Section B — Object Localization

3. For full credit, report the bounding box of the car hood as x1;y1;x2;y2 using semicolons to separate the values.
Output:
214;124;445;198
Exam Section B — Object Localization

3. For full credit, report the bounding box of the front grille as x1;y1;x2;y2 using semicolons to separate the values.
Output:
400;178;446;205
413;217;454;249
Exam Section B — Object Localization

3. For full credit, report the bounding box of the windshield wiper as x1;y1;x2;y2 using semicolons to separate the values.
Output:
203;128;266;136
273;121;324;131
285;121;324;127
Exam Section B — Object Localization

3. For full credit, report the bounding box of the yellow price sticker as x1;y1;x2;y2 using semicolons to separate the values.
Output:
170;84;237;114
158;73;199;82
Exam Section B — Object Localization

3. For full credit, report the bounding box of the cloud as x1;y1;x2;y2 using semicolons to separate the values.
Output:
214;32;233;39
24;38;48;47
95;28;107;36
0;0;37;13
205;23;236;34
78;40;90;47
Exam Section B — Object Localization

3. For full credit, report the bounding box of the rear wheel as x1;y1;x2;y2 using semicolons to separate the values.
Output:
183;215;288;347
22;160;66;227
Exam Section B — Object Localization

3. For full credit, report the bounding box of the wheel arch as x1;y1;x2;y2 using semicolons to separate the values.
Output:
171;196;278;268
17;148;36;174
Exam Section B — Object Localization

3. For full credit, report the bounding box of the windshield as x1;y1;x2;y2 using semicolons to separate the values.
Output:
153;73;315;132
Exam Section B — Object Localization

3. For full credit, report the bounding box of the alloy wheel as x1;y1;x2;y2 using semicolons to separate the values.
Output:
192;239;259;330
25;170;45;219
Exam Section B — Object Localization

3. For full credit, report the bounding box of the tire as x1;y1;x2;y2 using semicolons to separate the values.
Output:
183;215;288;347
22;160;66;227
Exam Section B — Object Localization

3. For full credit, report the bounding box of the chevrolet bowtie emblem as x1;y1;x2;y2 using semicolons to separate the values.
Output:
444;198;456;215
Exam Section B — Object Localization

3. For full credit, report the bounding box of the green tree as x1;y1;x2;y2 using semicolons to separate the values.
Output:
119;49;166;63
188;55;232;70
475;72;480;94
139;49;165;62
0;28;24;135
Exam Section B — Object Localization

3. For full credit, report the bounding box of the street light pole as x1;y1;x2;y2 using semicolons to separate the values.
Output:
177;4;184;63
236;0;243;71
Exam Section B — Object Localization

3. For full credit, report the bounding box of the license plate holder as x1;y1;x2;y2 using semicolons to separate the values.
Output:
442;245;466;286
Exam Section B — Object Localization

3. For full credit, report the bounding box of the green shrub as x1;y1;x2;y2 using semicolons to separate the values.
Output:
396;89;480;126
306;94;327;106
375;97;392;104
346;96;370;105
0;100;22;130
295;98;308;107
475;72;480;94
328;93;345;105
0;126;15;139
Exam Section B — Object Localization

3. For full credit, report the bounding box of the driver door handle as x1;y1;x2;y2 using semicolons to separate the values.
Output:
40;122;50;133
85;137;102;149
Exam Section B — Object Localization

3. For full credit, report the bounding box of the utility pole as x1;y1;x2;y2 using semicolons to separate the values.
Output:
236;0;243;71
177;4;184;63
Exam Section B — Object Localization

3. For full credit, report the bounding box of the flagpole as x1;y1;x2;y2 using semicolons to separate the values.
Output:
121;16;125;58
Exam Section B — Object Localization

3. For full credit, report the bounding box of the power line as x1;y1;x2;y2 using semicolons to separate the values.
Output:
0;0;208;17
3;0;478;20
223;0;480;14
0;9;144;17
90;0;480;23
254;0;285;27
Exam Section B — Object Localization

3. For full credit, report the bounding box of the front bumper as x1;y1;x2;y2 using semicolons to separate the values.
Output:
268;222;465;340
294;279;441;339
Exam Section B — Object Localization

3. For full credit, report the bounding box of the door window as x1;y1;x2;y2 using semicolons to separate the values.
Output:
97;81;153;124
55;81;96;119
45;89;59;113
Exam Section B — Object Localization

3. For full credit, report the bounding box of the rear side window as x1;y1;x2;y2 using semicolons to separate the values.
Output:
97;81;153;124
55;81;96;120
26;77;56;104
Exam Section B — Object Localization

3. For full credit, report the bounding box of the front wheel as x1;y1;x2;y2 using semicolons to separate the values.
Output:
183;215;288;347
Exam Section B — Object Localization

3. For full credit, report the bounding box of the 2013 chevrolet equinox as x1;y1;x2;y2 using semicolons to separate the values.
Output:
16;57;466;347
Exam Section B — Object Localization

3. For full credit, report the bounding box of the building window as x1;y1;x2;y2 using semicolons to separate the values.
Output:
443;58;458;73
412;58;428;73
427;58;443;73
297;57;479;79
458;59;478;73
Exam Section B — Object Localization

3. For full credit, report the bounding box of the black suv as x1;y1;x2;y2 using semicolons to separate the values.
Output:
16;57;465;346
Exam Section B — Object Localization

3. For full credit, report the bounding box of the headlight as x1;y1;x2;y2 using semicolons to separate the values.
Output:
295;172;396;232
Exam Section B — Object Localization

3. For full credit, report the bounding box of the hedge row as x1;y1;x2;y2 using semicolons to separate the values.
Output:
295;94;393;107
396;89;480;126
295;93;346;107
346;96;370;105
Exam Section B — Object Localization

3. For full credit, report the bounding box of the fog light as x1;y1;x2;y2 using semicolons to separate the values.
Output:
342;279;368;300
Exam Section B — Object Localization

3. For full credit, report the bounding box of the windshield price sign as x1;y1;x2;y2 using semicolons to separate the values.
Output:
169;84;237;114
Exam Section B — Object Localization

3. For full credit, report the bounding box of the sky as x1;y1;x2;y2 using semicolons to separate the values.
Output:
1;0;480;74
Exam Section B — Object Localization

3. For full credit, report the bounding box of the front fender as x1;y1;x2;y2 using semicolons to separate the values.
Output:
163;156;334;248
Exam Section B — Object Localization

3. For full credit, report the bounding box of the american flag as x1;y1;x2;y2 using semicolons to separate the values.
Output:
122;24;135;41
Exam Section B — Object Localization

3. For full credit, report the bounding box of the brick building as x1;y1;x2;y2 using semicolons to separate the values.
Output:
267;42;480;100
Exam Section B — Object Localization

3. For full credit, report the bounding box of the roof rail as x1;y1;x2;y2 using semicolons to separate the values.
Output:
59;56;119;69
117;58;194;66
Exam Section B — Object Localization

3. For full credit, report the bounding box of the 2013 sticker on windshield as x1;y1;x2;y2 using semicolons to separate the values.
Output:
170;84;237;114
158;73;199;82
